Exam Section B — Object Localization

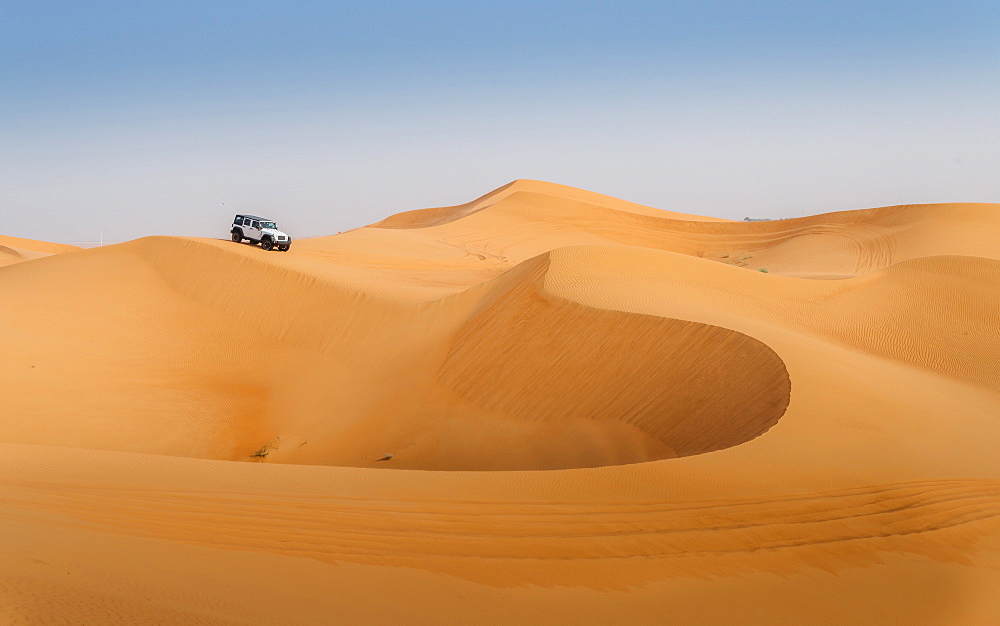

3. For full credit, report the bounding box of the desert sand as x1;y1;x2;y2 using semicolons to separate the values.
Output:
1;179;998;623
0;235;78;268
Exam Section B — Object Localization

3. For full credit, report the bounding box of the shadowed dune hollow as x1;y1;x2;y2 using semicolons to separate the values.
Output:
436;256;792;467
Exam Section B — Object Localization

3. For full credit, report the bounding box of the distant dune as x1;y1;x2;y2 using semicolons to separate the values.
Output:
0;234;78;267
1;180;998;623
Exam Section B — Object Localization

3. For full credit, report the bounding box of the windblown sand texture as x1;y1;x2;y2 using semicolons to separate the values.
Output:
2;180;999;623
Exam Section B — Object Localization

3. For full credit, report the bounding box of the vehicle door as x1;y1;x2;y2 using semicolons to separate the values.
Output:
247;218;260;241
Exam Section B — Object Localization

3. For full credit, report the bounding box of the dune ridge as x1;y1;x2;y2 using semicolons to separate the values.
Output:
2;181;999;623
359;181;1000;280
371;179;732;229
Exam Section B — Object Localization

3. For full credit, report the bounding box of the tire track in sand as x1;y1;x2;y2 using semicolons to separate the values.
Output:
2;478;997;586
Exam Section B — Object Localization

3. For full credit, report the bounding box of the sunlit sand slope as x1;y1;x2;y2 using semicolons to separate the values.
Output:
1;181;998;624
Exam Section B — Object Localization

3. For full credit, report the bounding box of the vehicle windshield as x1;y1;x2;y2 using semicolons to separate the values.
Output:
259;221;276;229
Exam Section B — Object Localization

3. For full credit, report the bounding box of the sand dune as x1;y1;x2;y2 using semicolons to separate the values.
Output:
0;235;78;267
2;180;999;623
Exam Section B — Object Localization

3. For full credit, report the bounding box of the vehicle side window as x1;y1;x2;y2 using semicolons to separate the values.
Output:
243;218;251;226
252;221;259;229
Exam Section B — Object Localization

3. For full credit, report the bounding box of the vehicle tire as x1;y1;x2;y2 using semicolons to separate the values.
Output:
261;238;274;251
278;245;289;252
231;229;243;243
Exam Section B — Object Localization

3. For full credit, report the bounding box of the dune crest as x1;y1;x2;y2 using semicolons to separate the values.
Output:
372;179;730;229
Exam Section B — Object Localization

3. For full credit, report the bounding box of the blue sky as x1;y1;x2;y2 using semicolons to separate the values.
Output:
2;1;999;242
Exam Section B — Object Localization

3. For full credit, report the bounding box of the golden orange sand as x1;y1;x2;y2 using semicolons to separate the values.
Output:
1;180;999;623
0;235;78;268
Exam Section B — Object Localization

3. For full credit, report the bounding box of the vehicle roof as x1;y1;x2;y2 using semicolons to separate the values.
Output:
234;214;272;221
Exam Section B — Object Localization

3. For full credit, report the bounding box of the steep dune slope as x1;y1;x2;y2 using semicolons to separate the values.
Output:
544;247;1000;390
2;182;999;623
438;254;790;461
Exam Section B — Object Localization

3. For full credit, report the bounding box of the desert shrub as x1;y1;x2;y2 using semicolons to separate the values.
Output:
249;438;280;462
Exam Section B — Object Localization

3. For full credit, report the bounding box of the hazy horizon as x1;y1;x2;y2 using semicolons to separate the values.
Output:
4;1;999;244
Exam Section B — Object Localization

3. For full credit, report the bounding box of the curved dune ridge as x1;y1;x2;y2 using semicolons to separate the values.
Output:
437;254;791;463
2;180;1000;623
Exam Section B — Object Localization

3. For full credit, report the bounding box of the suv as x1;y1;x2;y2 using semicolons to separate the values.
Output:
231;214;292;251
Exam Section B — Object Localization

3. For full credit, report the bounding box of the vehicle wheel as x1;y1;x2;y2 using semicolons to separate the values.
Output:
278;245;289;252
231;230;243;243
261;238;274;251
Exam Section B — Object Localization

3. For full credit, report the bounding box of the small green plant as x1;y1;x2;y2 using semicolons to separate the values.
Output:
758;268;769;273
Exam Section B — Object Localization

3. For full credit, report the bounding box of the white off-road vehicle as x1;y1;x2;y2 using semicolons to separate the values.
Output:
231;214;292;251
